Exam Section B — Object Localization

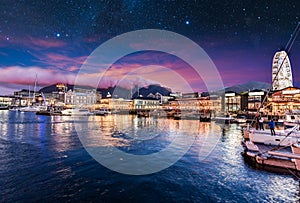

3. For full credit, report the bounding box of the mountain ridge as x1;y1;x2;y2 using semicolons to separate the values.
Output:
38;81;271;98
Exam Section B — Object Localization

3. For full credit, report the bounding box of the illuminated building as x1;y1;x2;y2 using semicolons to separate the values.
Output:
247;90;267;112
0;96;13;107
267;87;300;115
100;98;132;112
168;94;222;113
224;91;241;112
64;89;97;106
132;97;160;110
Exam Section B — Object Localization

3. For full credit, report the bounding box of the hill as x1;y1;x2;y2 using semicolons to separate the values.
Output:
224;81;270;94
39;84;172;99
132;84;172;98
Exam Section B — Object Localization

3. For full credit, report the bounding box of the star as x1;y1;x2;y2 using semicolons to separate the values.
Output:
185;20;190;25
56;33;60;37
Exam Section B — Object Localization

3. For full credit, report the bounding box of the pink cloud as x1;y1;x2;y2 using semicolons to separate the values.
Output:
28;38;67;49
28;52;88;72
44;53;87;65
0;66;76;86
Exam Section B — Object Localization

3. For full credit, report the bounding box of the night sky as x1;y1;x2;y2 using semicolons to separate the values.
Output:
1;0;300;95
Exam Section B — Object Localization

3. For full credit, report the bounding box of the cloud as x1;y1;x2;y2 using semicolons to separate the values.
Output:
28;52;88;72
28;38;67;49
0;66;76;86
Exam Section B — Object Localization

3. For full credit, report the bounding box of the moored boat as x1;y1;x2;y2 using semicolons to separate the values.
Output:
235;115;247;123
0;105;9;110
242;125;300;172
242;140;300;172
213;114;235;124
19;106;40;112
94;108;110;116
284;113;300;128
137;110;150;118
245;125;300;146
61;108;92;116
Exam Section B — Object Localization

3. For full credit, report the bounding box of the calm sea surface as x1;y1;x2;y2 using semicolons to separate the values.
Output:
0;110;299;202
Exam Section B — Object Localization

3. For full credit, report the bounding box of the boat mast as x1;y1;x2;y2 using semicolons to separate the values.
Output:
32;74;37;103
28;85;30;106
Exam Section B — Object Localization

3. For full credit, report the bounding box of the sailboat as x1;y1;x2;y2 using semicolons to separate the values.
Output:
20;74;40;112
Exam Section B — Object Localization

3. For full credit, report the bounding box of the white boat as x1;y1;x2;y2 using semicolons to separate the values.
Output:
9;107;21;111
242;140;300;171
0;105;9;110
94;108;110;116
247;125;300;146
235;116;247;123
284;121;299;128
284;113;300;128
61;109;92;116
213;114;235;124
19;106;40;112
276;118;284;125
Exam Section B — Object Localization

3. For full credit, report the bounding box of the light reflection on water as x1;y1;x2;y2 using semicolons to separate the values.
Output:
0;110;299;202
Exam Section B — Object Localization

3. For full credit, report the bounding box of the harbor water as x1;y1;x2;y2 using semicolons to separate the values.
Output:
0;110;299;202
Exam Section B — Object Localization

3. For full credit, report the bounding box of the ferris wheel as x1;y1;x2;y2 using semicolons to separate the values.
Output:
272;50;293;90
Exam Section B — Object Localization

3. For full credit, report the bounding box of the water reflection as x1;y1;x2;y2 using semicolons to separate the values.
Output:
0;111;300;201
73;115;207;148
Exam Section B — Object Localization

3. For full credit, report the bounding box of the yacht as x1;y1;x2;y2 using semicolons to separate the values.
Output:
235;115;247;123
61;109;92;116
284;112;300;128
94;108;110;116
213;114;235;124
19;106;40;112
244;125;300;146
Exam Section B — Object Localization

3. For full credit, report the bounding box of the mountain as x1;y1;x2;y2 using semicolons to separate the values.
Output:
39;84;69;93
99;86;131;99
39;83;172;99
132;84;172;98
224;81;270;94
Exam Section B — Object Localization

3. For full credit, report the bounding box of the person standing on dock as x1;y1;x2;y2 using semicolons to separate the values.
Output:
268;119;275;135
259;117;264;130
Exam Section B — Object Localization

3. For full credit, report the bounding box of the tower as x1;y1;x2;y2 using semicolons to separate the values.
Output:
272;51;293;90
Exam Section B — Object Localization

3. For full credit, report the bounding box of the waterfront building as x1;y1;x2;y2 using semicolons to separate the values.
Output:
168;94;222;113
169;92;182;99
132;97;160;110
151;92;173;104
224;91;241;113
14;89;32;98
51;83;68;102
267;87;300;115
208;94;223;114
100;98;132;112
13;89;37;106
272;51;293;91
64;89;97;106
169;98;200;111
247;89;267;112
0;96;13;107
182;92;199;99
